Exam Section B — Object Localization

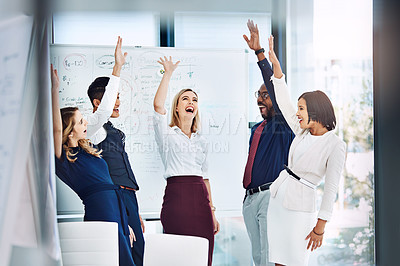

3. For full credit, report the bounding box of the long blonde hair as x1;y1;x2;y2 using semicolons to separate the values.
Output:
169;89;200;133
60;107;102;162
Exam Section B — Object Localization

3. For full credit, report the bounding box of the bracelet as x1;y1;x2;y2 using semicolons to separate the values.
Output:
312;227;324;236
255;48;265;55
210;206;216;211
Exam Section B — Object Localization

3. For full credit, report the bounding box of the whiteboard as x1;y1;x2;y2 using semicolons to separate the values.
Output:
50;45;248;216
0;15;33;235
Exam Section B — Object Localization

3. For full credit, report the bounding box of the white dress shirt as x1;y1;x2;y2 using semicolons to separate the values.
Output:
153;110;209;180
86;75;120;145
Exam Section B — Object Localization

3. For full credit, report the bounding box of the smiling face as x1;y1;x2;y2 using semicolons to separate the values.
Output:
110;93;120;118
257;84;275;120
296;97;316;129
70;110;88;142
176;90;198;122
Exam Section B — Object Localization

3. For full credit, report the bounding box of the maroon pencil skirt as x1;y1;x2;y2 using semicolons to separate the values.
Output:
160;176;214;266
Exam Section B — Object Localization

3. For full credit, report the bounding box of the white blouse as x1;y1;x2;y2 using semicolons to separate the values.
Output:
153;110;209;180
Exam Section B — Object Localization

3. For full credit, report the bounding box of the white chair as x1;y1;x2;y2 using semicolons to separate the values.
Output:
143;233;209;266
58;221;119;266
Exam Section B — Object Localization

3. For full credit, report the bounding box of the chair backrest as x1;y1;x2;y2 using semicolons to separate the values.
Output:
143;233;209;266
58;221;118;266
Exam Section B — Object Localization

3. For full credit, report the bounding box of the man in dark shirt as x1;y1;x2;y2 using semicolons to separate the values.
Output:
87;48;144;265
242;20;294;266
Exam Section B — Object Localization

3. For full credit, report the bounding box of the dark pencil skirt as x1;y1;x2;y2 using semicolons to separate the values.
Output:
161;176;214;266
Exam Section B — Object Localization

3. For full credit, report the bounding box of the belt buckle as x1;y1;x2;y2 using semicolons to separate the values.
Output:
120;185;136;191
246;185;262;196
250;186;260;195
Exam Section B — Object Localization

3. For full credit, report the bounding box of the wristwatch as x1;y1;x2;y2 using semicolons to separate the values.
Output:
255;48;265;55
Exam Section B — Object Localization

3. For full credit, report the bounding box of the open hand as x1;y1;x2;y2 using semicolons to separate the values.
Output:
157;56;180;74
114;36;128;67
268;35;279;65
50;64;59;92
243;19;262;51
305;229;323;251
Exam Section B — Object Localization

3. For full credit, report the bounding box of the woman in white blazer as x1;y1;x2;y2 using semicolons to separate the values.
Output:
265;36;346;266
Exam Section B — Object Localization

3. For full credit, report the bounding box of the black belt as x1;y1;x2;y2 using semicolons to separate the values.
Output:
246;182;273;196
284;165;316;189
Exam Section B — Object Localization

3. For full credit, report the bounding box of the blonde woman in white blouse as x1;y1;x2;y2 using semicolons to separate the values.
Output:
264;36;347;266
153;56;220;266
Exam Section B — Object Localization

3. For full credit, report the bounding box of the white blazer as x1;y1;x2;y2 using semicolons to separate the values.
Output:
269;74;346;221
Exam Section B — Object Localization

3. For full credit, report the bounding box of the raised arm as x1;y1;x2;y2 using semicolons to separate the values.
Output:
51;64;62;158
112;36;127;77
243;19;266;62
86;36;126;138
244;20;283;117
268;36;283;79
268;35;302;134
153;56;180;115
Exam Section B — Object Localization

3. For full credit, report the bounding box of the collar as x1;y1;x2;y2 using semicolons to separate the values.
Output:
171;126;199;138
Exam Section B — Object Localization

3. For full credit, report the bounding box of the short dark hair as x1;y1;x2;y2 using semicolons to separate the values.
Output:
298;90;336;131
87;77;110;107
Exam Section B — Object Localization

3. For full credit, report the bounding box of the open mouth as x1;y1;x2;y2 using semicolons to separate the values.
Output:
113;108;119;113
185;106;194;113
258;104;266;113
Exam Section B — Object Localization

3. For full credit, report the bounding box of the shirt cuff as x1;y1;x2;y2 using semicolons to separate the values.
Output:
153;109;168;122
270;73;286;83
153;109;170;137
317;210;332;222
257;58;270;66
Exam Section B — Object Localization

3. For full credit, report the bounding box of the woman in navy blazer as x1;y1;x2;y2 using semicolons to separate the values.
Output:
51;37;136;266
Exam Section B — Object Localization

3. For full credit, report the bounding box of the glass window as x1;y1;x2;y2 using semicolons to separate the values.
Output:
288;0;374;264
175;12;272;122
53;11;160;46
